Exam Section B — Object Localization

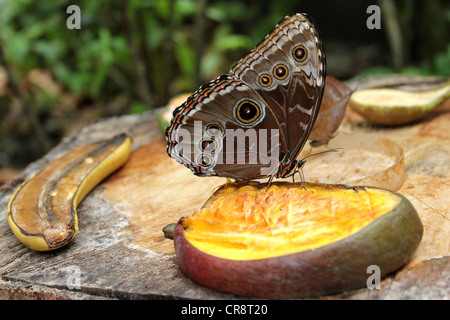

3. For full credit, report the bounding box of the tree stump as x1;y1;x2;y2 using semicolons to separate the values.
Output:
0;103;449;299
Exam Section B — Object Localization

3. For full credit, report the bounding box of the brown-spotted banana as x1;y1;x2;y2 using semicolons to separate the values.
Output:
7;133;132;251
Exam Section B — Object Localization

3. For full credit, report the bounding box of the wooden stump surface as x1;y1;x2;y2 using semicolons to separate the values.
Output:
0;101;449;299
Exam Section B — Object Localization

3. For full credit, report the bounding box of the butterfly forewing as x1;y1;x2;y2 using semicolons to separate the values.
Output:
230;13;326;164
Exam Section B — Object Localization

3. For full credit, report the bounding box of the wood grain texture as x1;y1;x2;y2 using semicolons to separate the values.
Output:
1;100;449;299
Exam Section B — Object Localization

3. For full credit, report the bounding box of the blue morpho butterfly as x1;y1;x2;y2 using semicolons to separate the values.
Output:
166;13;326;185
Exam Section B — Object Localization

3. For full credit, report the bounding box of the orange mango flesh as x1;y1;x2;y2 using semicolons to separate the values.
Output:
181;182;400;261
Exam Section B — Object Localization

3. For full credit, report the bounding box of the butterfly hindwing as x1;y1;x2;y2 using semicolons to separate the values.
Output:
166;75;281;180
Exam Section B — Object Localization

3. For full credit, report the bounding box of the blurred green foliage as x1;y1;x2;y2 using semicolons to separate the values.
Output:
358;44;450;77
0;0;448;171
0;0;280;106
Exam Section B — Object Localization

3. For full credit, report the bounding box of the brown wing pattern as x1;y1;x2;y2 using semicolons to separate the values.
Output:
230;13;326;162
166;75;280;180
166;14;326;181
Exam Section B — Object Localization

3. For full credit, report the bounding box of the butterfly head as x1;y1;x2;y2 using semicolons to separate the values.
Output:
276;159;306;179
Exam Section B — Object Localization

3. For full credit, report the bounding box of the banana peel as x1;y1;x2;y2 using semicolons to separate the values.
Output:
7;133;132;251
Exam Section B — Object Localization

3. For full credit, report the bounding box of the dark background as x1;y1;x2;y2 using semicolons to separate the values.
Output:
0;0;448;181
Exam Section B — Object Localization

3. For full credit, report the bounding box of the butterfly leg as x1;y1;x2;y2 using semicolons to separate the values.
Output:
299;169;307;190
264;174;276;192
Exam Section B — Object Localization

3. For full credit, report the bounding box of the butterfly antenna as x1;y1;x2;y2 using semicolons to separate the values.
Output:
301;148;343;162
294;160;307;190
265;174;275;192
296;148;343;190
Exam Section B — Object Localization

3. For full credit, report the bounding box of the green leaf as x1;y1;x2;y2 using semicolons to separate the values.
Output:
33;40;65;63
7;36;30;64
175;42;195;78
400;66;432;76
130;101;148;114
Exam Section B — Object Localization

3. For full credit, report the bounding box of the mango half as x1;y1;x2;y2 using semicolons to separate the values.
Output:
174;182;423;299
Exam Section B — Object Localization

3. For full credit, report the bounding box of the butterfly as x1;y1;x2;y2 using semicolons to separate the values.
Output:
166;13;326;184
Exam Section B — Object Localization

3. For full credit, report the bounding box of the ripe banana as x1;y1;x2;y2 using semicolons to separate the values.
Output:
7;133;132;251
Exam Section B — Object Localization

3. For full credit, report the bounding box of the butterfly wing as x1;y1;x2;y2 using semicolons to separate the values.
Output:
230;13;326;165
166;75;281;181
166;13;326;181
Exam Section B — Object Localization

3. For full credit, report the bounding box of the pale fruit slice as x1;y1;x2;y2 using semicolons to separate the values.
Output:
299;133;406;191
349;81;450;125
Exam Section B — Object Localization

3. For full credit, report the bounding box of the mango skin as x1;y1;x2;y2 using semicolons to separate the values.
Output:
174;193;423;299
